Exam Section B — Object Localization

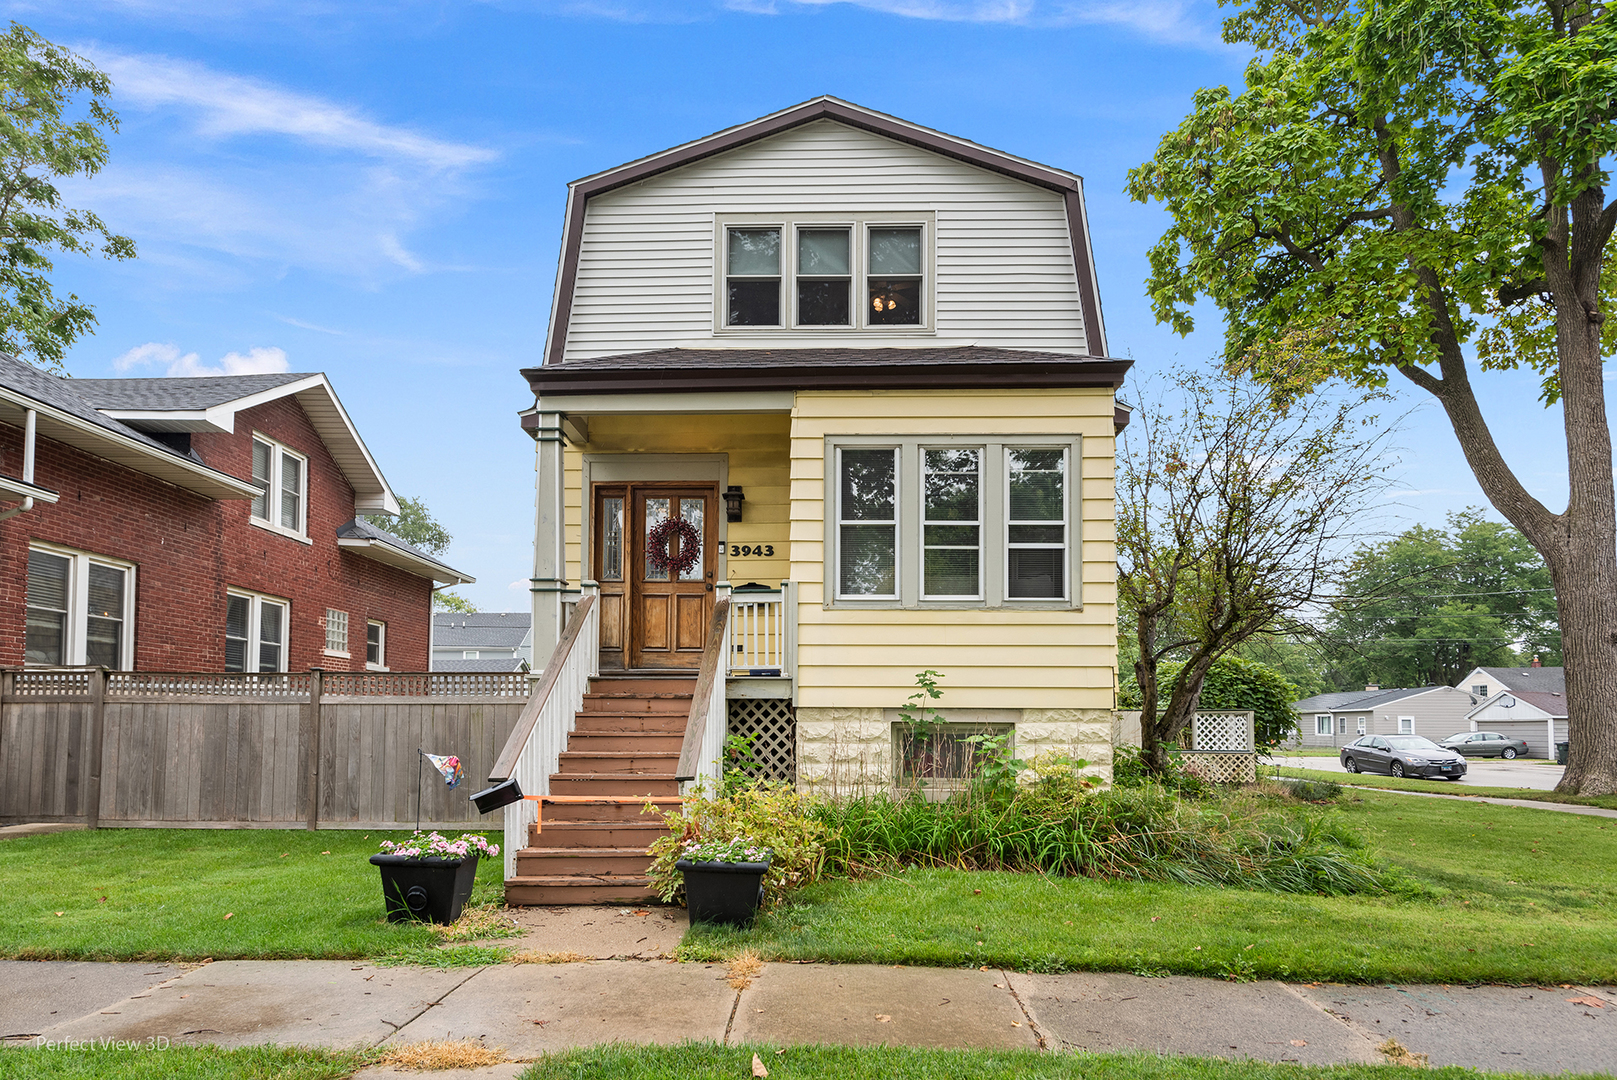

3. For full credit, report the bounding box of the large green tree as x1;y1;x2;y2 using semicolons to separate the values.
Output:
1320;510;1559;689
1127;0;1617;794
0;24;134;372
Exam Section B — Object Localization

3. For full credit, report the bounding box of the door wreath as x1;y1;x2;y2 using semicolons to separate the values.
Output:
646;516;702;577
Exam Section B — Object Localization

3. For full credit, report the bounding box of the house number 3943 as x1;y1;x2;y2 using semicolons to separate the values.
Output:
729;544;775;557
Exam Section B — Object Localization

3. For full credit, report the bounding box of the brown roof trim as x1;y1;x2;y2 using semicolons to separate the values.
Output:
542;97;1109;365
523;359;1131;397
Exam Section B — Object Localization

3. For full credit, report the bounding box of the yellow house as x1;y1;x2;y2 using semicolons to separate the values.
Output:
495;98;1129;902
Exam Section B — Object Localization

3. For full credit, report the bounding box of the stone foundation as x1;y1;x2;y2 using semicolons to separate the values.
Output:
795;706;1115;796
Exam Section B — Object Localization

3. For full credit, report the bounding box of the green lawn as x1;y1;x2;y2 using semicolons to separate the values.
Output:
682;790;1617;985
520;1045;1614;1080
0;1044;1607;1080
0;828;506;961
1271;765;1617;811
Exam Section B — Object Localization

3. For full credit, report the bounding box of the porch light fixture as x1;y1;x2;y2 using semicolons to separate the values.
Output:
723;485;746;522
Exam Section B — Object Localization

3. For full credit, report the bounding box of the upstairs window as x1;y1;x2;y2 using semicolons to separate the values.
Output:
250;435;307;539
720;216;929;332
1472;683;1489;698
726;228;781;326
868;227;922;325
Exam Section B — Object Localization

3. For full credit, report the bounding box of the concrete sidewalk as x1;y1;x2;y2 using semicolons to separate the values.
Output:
4;958;1614;1075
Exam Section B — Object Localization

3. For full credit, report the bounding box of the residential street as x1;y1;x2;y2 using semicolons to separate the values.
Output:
3;958;1614;1075
1273;755;1566;791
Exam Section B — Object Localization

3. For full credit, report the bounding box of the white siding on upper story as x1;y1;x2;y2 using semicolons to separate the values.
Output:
562;120;1088;360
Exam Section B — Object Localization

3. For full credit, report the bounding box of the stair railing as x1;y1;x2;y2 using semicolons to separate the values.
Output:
488;585;599;878
676;595;731;794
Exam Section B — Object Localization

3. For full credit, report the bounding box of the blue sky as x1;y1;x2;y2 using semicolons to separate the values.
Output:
15;0;1591;608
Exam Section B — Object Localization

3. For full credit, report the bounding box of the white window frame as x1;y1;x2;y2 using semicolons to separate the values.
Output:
835;444;901;602
1357;716;1367;735
715;212;935;335
1398;715;1415;735
324;608;349;658
826;435;1082;610
1003;446;1071;603
366;620;387;671
24;543;137;669
248;433;310;542
225;589;290;673
920;446;983;601
1315;714;1333;736
1472;684;1489;698
463;650;479;660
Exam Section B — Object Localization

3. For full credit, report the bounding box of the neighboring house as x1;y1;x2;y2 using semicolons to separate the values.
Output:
1291;686;1478;749
523;97;1127;793
1464;691;1567;759
1452;664;1567;759
432;612;533;672
0;356;473;672
1454;663;1565;703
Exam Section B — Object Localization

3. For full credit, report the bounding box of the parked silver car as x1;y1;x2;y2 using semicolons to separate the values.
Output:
1340;735;1468;779
1440;731;1531;759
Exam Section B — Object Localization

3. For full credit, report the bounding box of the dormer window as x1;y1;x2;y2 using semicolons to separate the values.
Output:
719;215;930;332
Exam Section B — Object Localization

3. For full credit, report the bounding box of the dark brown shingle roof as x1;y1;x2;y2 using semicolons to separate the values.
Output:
523;346;1130;395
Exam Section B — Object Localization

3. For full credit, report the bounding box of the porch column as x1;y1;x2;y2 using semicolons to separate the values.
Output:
529;408;568;666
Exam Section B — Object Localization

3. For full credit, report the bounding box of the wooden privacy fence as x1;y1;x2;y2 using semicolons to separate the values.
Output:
0;668;533;830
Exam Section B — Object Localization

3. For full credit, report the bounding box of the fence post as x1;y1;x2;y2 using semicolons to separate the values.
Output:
302;668;324;830
85;667;108;829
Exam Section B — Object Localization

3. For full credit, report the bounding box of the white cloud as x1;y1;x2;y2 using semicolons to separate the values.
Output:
727;0;1211;42
114;342;291;377
508;578;529;591
86;49;496;171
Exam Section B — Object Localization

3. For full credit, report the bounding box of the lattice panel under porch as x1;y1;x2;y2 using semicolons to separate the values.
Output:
1191;711;1255;752
727;698;796;784
1181;752;1257;784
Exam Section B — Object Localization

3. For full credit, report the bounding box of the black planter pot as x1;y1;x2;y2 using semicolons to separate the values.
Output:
370;853;479;924
676;858;770;925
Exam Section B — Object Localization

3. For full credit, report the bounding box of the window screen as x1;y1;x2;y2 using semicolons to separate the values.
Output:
85;564;126;668
251;440;272;521
727;227;781;326
258;600;285;673
279;452;302;531
867;227;921;325
1007;448;1067;599
922;448;980;597
838;448;898;597
225;594;251;672
797;228;850;326
25;550;70;665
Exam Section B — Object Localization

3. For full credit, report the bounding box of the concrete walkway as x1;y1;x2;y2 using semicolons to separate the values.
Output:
4;958;1613;1075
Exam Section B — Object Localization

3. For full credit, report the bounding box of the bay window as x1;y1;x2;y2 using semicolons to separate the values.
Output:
828;437;1079;608
25;545;136;668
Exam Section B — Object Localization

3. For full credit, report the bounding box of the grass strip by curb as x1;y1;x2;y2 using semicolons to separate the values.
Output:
1270;765;1617;811
519;1042;1617;1080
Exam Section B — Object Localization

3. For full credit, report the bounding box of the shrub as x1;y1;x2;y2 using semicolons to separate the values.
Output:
1112;746;1211;798
646;780;827;905
1119;654;1300;750
1286;778;1344;803
811;782;1390;896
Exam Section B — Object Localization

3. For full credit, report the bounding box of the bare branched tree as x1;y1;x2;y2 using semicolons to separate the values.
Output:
1118;366;1393;775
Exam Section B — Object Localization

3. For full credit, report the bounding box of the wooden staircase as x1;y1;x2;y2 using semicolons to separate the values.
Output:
504;674;692;905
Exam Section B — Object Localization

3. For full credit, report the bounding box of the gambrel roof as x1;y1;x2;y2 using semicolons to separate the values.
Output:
541;97;1110;366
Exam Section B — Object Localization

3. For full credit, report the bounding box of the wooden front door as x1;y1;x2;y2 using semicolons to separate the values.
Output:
594;484;716;670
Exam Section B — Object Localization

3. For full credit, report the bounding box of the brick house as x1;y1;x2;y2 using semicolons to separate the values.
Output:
0;355;472;673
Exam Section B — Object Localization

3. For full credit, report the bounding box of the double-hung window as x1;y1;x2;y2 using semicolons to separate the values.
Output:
1316;714;1333;737
829;437;1079;608
25;545;136;668
837;447;899;599
250;435;307;539
721;216;929;331
226;590;289;673
1398;716;1415;735
366;621;386;670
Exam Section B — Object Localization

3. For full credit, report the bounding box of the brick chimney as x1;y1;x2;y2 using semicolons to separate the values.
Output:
1365;683;1380;691
1531;655;1541;668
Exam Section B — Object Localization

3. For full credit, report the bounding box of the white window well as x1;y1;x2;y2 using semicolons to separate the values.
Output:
25;544;136;669
226;590;289;673
325;608;349;656
366;620;386;670
250;434;308;540
719;215;930;332
828;437;1080;609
